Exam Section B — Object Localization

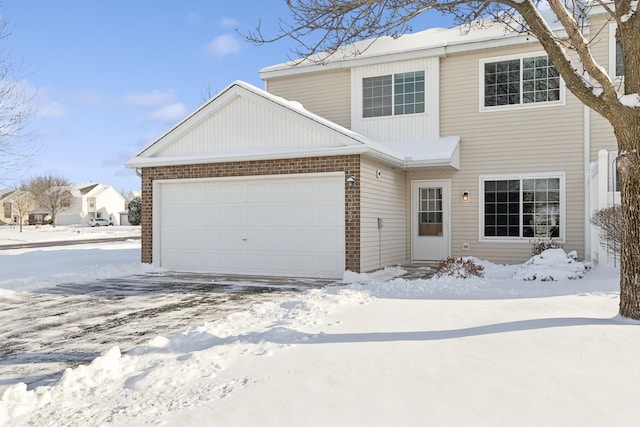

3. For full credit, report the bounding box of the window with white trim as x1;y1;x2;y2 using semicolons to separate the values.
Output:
609;24;624;78
482;54;561;109
482;175;562;239
362;71;424;117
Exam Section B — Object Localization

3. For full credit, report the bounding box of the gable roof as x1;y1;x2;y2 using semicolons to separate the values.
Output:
125;81;460;170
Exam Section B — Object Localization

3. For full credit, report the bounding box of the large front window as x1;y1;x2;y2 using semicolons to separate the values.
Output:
483;55;561;109
363;71;425;117
482;176;562;239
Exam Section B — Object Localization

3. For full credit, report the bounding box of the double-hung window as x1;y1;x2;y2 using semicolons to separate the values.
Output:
482;54;561;109
609;24;624;78
481;175;563;240
362;71;425;117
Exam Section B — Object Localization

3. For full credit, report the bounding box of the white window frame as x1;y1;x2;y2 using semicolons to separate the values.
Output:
479;52;566;112
478;172;566;242
609;24;624;80
362;70;426;119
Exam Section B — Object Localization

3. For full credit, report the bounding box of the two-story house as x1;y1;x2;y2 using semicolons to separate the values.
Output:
0;190;34;225
126;9;620;278
54;183;126;226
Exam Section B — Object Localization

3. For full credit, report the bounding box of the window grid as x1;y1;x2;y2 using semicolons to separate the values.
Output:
484;180;520;237
484;59;520;107
363;71;425;118
362;75;392;118
522;56;560;103
484;55;560;108
394;71;425;115
483;177;561;239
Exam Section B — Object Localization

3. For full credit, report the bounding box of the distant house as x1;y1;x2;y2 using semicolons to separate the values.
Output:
53;183;126;226
119;191;141;226
0;190;34;225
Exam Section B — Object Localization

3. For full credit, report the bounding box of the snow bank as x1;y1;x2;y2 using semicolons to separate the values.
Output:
513;249;591;281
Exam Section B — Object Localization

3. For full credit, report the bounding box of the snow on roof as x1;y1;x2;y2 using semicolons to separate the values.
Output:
260;11;564;78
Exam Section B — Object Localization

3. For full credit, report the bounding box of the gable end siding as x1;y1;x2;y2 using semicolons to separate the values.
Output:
265;70;351;129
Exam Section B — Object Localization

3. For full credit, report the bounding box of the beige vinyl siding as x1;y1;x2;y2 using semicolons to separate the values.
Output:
360;157;408;271
588;13;618;160
437;44;586;263
265;70;351;129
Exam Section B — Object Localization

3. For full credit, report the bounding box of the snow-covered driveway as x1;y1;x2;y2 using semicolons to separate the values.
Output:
0;272;320;390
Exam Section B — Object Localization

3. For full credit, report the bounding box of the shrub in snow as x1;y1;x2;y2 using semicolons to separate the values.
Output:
590;205;621;258
127;196;141;226
513;248;591;281
435;257;484;279
530;239;563;256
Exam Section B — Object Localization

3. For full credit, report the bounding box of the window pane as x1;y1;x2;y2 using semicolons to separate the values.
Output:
363;75;392;117
616;41;624;76
484;180;520;237
394;71;425;116
522;178;561;238
487;55;559;107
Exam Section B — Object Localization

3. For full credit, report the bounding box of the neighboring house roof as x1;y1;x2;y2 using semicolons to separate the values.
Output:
260;11;565;79
126;81;460;170
0;190;32;204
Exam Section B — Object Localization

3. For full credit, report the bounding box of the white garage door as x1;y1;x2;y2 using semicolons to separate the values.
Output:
155;173;345;278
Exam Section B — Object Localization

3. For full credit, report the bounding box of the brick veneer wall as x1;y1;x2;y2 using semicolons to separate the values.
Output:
140;155;361;273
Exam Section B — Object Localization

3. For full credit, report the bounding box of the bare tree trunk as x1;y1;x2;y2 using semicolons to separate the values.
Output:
615;119;640;320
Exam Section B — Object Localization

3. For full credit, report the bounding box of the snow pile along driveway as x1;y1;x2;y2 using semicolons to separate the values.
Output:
1;249;639;426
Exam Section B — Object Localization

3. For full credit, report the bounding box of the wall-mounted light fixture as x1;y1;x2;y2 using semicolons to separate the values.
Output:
462;191;470;202
346;175;356;187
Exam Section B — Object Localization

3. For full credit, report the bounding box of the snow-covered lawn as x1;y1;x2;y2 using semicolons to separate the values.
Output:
0;224;140;245
1;227;637;426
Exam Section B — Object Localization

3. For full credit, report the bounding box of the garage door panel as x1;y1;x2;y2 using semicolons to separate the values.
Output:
223;205;247;225
158;174;345;278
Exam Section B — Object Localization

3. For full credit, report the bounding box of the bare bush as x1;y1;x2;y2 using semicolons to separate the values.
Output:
591;205;622;258
436;257;484;279
531;239;563;256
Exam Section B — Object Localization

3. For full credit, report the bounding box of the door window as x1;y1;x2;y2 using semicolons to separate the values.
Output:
418;187;443;236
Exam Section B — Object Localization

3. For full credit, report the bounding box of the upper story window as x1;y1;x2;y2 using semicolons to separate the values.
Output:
481;53;562;111
362;71;424;118
610;24;624;78
615;42;624;77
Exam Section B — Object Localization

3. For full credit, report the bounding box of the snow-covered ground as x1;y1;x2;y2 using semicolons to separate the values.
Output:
1;225;637;426
0;224;140;245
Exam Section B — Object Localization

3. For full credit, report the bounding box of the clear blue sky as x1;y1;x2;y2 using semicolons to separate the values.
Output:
3;1;452;193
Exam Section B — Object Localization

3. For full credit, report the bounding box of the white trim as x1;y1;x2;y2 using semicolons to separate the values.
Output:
608;23;624;80
478;172;566;242
410;179;451;260
479;51;566;113
584;105;591;261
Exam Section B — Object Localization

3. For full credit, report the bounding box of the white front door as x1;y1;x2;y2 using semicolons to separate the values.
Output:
411;180;450;261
